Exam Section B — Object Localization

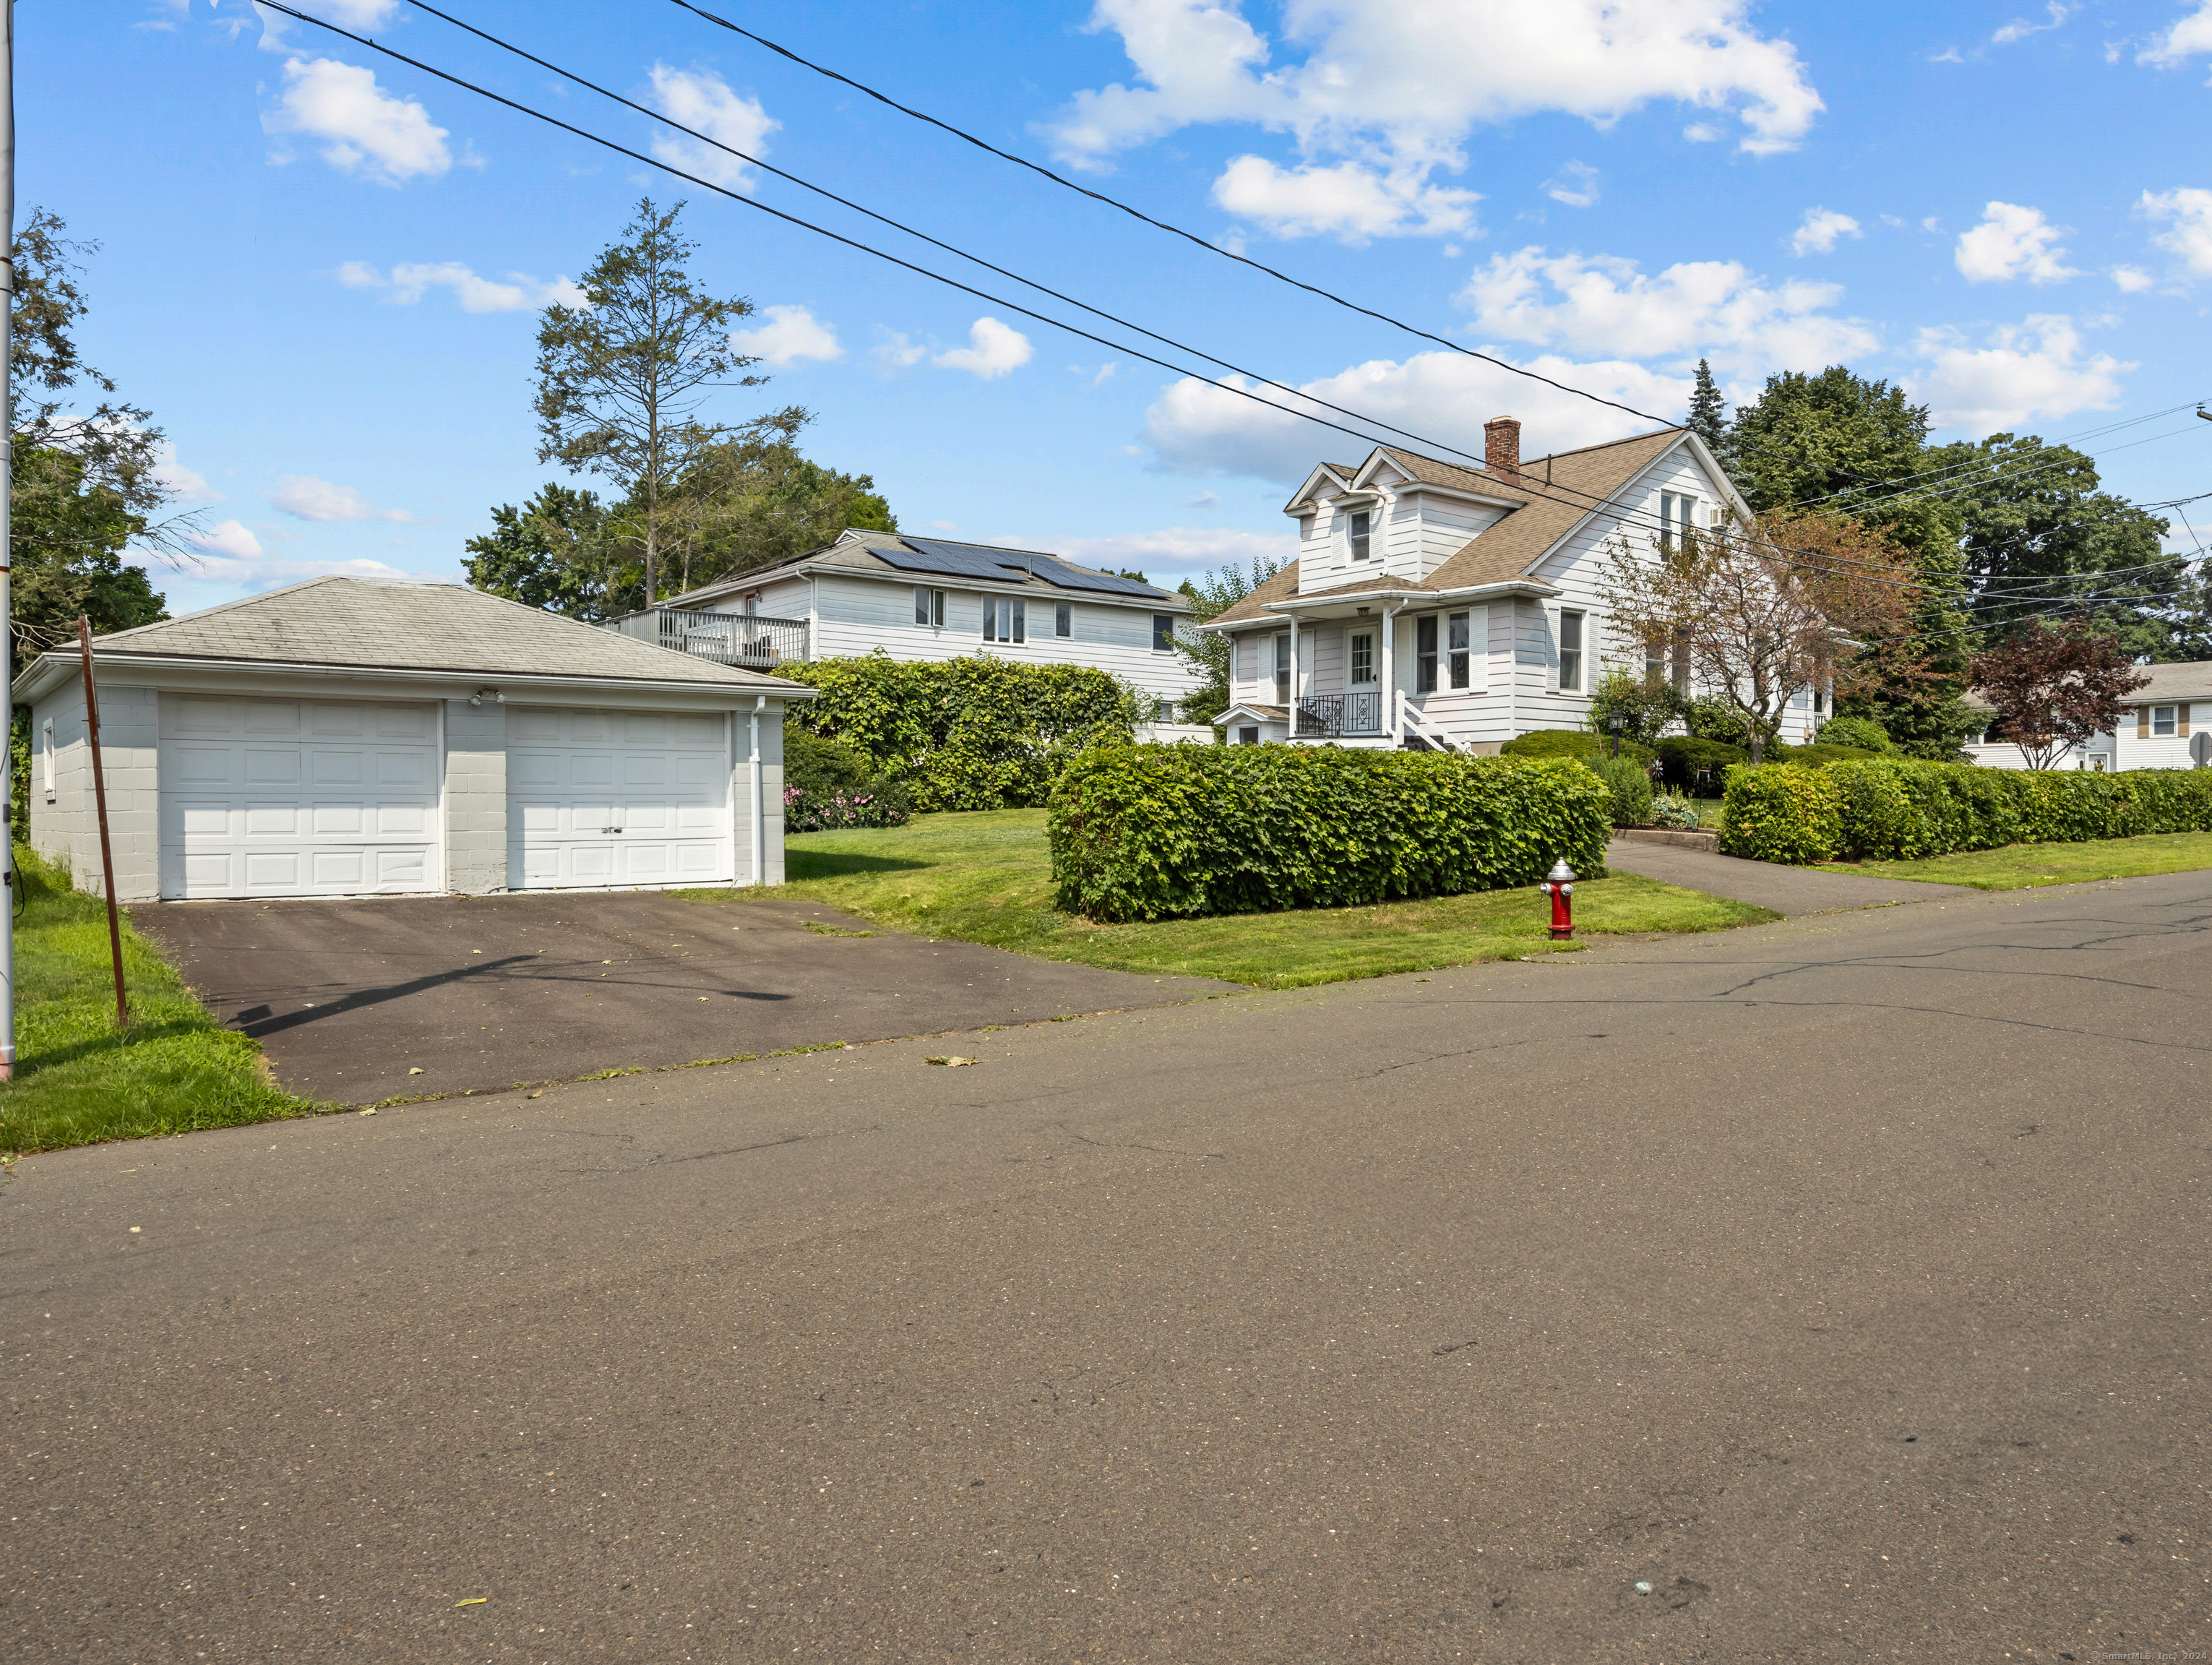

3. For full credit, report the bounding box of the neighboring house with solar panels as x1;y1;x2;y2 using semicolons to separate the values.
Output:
610;528;1205;730
1202;418;1805;752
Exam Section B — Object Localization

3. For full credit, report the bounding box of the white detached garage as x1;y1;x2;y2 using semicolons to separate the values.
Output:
22;577;808;903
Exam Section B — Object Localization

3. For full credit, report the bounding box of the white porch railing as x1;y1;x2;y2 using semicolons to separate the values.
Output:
610;606;809;666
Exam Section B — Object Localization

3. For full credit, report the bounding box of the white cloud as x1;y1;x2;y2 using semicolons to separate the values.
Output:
2112;264;2156;293
646;65;776;191
1954;201;2081;284
1211;155;1479;239
1910;314;2132;431
263;57;451;184
270;475;416;522
2139;186;2212;276
1544;161;1600;209
152;440;223;503
874;331;929;371
1002;525;1298;576
337;260;584;312
1992;2;2074;45
933;318;1033;379
730;304;843;366
1047;0;1822;244
187;520;264;560
1142;350;1690;483
1789;207;1862;257
1456;246;1878;377
2139;1;2212;68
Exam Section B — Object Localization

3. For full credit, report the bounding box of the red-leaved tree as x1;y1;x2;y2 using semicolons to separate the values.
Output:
1968;621;2149;770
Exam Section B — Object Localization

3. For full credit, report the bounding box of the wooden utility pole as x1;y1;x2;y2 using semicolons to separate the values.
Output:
76;616;126;1028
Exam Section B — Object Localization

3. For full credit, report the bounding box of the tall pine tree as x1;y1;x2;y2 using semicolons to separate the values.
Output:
1687;358;1726;452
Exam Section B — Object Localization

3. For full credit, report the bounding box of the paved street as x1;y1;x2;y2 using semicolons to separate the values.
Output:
7;872;2210;1661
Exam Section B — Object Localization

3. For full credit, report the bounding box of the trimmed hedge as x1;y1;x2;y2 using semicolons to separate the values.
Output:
1776;742;1883;770
1049;745;1611;921
1719;765;1845;865
779;653;1140;812
1826;759;2212;861
1721;757;2212;864
1586;753;1653;829
1503;728;1655;764
1657;736;1748;795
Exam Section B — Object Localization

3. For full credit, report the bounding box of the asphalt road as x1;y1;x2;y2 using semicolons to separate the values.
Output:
7;873;2211;1661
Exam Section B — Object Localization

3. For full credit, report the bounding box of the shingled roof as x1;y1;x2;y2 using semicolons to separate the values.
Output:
1210;428;1687;627
38;577;802;689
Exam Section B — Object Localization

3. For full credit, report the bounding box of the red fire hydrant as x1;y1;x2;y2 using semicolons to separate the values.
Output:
1537;859;1576;940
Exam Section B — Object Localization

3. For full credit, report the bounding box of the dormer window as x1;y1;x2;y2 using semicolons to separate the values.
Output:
1349;509;1371;562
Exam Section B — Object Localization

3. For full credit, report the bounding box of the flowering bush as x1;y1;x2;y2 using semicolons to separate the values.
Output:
1647;791;1703;830
784;779;912;834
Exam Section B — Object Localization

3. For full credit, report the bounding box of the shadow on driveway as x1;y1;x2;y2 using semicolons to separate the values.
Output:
133;891;1236;1106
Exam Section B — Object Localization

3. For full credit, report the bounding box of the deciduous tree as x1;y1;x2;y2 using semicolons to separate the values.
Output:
1173;555;1284;726
1968;621;2149;770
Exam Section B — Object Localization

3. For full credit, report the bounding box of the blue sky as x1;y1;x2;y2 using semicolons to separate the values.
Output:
38;0;2212;616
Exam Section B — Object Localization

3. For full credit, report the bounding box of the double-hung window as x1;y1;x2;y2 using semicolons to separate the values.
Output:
1349;509;1372;562
1446;610;1471;689
1273;634;1291;702
913;586;945;627
1153;614;1175;653
2153;704;2178;737
1558;609;1585;692
1416;616;1439;694
1054;602;1072;638
1659;491;1700;551
983;596;1026;643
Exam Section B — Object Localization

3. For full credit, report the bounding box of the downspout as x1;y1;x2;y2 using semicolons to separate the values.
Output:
750;694;766;887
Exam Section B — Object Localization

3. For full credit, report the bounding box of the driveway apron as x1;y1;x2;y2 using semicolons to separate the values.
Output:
132;892;1238;1105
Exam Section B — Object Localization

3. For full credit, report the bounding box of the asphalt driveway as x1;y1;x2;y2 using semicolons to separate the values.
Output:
132;890;1237;1105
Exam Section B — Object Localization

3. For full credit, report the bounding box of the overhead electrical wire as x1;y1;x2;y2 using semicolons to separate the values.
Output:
267;2;2197;616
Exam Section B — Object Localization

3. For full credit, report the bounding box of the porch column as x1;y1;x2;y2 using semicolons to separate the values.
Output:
1288;619;1300;730
1379;604;1397;742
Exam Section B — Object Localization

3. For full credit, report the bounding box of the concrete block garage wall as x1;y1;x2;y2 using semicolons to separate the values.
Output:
443;697;508;894
28;681;160;903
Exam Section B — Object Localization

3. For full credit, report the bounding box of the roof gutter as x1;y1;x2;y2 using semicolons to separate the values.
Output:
14;650;817;706
1197;577;1558;634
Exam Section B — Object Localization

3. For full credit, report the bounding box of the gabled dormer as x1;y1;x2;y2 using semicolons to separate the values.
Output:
1283;435;1525;595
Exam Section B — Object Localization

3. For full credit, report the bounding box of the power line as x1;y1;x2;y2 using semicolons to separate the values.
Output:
258;4;2198;620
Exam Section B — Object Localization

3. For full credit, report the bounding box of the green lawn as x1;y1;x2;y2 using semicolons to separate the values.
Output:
1820;830;2212;891
0;848;312;1155
686;809;1776;989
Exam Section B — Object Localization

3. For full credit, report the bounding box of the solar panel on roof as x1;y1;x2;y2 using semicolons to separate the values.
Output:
891;536;1171;598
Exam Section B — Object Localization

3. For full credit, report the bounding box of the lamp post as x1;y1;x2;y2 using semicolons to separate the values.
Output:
1609;712;1623;759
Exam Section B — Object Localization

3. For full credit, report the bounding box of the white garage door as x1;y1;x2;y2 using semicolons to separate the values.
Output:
507;707;733;890
159;696;442;900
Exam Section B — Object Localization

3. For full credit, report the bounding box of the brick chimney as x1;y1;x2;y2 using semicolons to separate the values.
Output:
1484;416;1522;483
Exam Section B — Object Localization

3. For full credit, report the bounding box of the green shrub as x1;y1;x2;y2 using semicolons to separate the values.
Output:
1779;743;1883;770
1721;765;1843;865
1656;736;1747;796
1812;715;1893;753
1825;759;2212;860
779;652;1142;812
1049;746;1612;921
1648;790;1703;831
783;723;912;832
1504;728;1654;764
1586;753;1653;829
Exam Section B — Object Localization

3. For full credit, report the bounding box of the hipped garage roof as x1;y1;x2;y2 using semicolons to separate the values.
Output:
17;577;809;698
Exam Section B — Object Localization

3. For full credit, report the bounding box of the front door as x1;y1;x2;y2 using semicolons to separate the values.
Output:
1346;629;1380;734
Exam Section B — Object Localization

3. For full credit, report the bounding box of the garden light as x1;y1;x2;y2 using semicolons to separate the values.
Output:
1538;859;1576;940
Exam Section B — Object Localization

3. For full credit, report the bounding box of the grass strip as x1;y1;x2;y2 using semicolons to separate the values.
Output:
1820;829;2212;891
684;809;1776;989
0;848;314;1154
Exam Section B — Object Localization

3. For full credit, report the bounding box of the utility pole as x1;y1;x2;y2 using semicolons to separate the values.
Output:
0;0;18;1083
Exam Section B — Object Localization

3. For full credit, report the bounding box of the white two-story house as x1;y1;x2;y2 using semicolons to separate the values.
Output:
1207;418;1826;752
611;529;1203;726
